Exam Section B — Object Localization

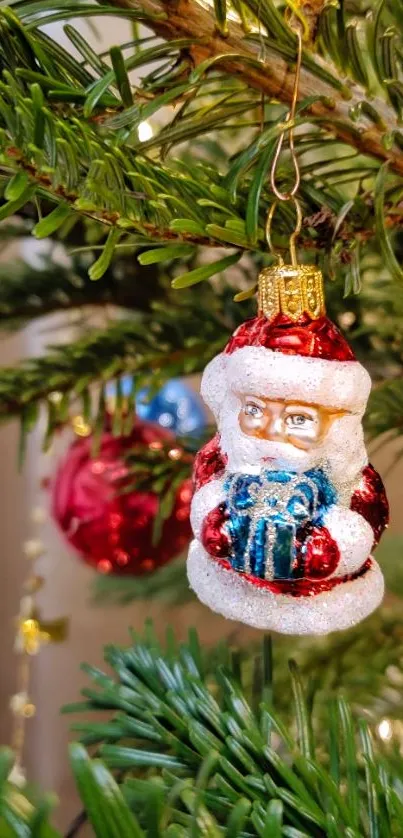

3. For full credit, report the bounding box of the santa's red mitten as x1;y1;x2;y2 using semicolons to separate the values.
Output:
297;523;340;579
201;503;231;559
350;463;389;547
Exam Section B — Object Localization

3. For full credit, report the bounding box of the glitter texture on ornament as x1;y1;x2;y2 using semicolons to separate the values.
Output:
187;266;389;635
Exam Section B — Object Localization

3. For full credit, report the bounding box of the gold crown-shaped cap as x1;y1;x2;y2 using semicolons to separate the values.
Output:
257;264;325;322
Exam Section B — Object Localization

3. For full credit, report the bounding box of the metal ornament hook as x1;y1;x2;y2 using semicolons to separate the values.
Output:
270;27;302;203
265;196;302;268
266;23;303;266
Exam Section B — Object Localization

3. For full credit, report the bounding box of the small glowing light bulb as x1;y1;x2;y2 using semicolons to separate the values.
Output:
138;120;153;142
378;719;392;741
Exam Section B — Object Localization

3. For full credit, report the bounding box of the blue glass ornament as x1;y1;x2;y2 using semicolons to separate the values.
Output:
137;378;207;435
107;376;207;436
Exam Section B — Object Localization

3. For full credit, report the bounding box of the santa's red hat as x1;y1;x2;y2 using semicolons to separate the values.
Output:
201;265;371;418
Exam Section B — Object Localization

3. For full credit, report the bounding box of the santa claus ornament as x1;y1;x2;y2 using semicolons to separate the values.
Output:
187;25;389;636
187;265;389;634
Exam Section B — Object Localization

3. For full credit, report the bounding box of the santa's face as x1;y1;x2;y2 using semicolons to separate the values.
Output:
218;390;349;475
238;395;340;451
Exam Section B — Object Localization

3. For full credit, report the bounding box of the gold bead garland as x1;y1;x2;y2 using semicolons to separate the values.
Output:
8;508;68;786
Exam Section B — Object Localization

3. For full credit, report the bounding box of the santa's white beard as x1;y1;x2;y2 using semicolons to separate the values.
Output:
219;408;322;475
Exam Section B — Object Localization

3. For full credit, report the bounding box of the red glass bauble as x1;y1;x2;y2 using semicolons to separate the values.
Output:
51;420;192;575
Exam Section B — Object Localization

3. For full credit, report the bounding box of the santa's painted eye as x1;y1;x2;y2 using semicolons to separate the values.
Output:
285;413;312;428
244;402;263;418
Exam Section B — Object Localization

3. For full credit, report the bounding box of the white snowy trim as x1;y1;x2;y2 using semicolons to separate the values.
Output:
187;540;384;635
190;478;226;539
323;506;374;576
201;347;371;419
200;354;228;421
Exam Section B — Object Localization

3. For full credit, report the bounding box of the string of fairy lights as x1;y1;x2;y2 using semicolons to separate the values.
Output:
8;499;67;785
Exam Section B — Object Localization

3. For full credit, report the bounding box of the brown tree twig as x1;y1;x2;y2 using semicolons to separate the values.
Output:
1;150;401;255
64;809;87;838
109;0;403;176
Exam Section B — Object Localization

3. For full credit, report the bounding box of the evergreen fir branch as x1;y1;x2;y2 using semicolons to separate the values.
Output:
0;295;231;426
0;748;58;837
0;3;401;279
3;144;399;243
1;139;401;283
61;624;403;837
92;555;189;605
4;619;403;836
0;253;167;329
105;0;403;173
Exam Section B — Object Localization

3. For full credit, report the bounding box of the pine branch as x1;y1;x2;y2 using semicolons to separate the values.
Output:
0;4;401;284
0;294;232;446
62;623;403;837
108;0;403;174
0;253;165;330
0;329;212;417
4;144;401;257
4;619;403;836
0;748;59;836
92;554;190;605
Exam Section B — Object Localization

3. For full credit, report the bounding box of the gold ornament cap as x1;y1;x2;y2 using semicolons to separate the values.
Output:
258;263;325;322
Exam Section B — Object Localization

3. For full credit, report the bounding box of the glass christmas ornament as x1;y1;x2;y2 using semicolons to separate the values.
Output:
187;265;389;635
106;376;207;436
52;420;192;575
137;378;207;436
